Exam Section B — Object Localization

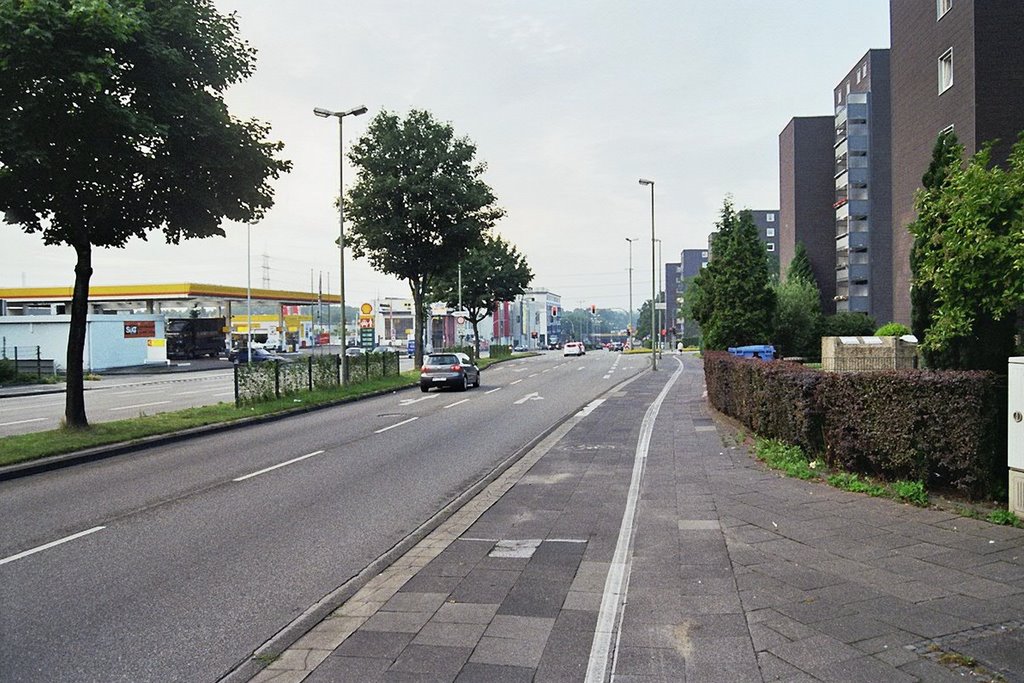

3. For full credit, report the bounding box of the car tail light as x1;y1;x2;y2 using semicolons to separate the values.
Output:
420;365;428;372
451;364;462;371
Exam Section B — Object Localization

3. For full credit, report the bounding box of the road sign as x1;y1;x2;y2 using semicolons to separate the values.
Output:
360;303;373;315
358;317;373;329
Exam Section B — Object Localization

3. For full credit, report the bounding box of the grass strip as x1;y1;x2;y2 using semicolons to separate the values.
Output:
0;371;420;467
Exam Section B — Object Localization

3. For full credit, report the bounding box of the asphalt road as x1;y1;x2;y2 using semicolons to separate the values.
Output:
0;350;645;682
0;354;422;437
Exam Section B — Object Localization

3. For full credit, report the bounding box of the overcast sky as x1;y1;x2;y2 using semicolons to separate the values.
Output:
1;1;890;313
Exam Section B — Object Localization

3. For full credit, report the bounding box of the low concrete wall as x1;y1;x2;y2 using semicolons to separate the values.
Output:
821;335;918;372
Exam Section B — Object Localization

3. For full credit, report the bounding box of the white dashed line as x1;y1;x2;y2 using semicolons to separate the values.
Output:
510;379;523;385
375;416;419;433
233;450;326;481
485;387;502;394
109;401;171;412
444;399;470;409
0;526;106;566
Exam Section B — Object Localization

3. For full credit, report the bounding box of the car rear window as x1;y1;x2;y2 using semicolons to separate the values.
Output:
426;354;459;365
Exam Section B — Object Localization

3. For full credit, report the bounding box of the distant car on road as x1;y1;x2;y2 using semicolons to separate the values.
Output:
371;345;400;355
609;341;624;352
344;347;365;358
420;352;480;392
232;348;291;364
563;341;585;357
513;345;528;352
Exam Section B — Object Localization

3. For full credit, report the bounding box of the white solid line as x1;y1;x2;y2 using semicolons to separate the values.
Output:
576;399;605;418
0;401;64;413
0;526;106;566
172;390;211;396
374;416;419;434
111;389;162;396
510;379;523;385
212;392;235;397
109;401;171;412
586;357;684;683
233;450;326;482
485;387;502;394
444;399;470;409
0;417;47;427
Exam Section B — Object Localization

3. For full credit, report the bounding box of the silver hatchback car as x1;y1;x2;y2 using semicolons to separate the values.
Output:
419;352;480;392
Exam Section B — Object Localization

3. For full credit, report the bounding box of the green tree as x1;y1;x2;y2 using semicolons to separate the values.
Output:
345;110;503;367
690;199;776;349
431;234;532;358
635;295;663;345
772;278;823;359
786;242;818;288
820;312;876;338
0;0;290;428
911;135;1023;371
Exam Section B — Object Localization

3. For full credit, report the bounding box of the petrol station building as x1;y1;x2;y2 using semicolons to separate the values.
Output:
0;283;337;371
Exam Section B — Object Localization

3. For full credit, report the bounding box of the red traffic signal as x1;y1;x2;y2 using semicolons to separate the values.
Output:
590;304;596;314
551;306;558;317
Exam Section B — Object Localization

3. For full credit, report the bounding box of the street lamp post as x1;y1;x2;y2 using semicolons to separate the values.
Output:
314;104;368;384
625;237;636;346
654;237;663;353
639;178;656;371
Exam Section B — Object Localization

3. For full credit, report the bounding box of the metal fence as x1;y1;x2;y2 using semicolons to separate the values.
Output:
0;344;56;379
233;351;402;405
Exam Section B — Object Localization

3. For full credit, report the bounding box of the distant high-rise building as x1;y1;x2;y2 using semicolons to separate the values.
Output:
780;116;836;313
889;0;1024;324
833;49;892;323
749;209;781;278
665;262;681;338
677;248;709;342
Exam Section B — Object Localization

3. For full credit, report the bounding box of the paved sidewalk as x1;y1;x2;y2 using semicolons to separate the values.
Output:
246;353;1024;682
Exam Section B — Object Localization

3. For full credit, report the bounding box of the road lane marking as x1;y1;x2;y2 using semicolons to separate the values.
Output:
510;379;523;385
233;450;326;482
513;392;543;405
576;399;605;417
0;526;106;566
528;373;539;378
110;389;163;396
109;401;171;412
0;401;64;413
0;417;48;427
172;389;215;396
212;392;235;397
603;374;612;379
587;357;684;682
485;387;502;394
375;416;419;433
444;399;470;409
399;395;439;406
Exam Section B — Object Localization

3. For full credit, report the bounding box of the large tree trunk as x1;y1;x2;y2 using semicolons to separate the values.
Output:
411;280;425;369
65;240;92;429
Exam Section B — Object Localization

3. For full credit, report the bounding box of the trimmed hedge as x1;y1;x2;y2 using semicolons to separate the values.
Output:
703;351;1005;498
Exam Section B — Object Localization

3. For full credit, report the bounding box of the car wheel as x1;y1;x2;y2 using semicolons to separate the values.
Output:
420;385;429;393
473;373;480;388
460;374;469;391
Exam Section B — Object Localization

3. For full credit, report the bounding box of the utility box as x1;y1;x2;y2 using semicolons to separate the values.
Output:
1009;358;1024;518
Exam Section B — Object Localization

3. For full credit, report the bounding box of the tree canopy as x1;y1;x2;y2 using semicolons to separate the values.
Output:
689;199;776;350
0;0;291;427
772;277;823;359
345;109;503;367
786;242;817;287
910;134;1023;371
431;233;532;358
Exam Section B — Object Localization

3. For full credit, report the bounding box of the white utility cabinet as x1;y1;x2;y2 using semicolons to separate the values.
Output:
1009;358;1024;517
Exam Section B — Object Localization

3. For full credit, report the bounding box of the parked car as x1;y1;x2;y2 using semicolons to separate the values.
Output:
345;346;366;358
563;341;585;357
232;347;290;364
513;345;528;352
419;352;480;392
371;345;400;355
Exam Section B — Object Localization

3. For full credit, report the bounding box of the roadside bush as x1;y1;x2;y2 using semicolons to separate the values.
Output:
818;370;1002;497
490;345;511;359
0;359;16;383
703;352;822;454
704;352;1004;498
875;322;912;337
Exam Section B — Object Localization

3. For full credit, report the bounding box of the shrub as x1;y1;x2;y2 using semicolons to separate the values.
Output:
875;322;912;337
0;359;16;383
821;311;876;337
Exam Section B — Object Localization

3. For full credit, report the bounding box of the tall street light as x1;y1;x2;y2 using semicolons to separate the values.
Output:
654;237;663;353
638;178;656;371
314;104;368;384
625;237;637;345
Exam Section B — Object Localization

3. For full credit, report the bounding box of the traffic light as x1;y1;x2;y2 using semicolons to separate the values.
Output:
590;304;596;314
551;306;558;317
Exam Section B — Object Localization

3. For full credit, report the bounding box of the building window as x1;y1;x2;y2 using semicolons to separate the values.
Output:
938;49;953;93
937;0;952;20
766;227;776;238
766;213;775;222
766;243;776;252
